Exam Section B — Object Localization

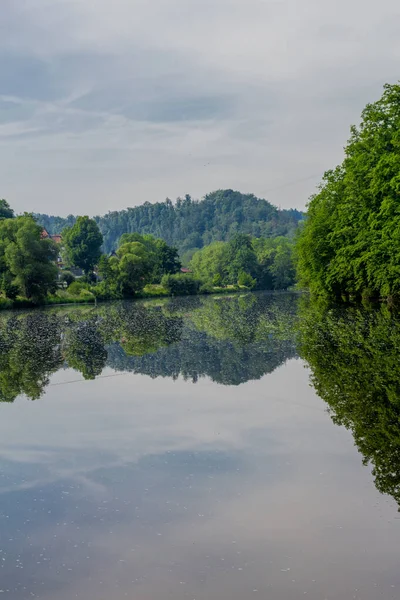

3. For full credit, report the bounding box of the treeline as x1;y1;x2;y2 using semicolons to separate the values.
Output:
1;196;297;305
297;83;400;303
190;234;295;291
34;189;303;258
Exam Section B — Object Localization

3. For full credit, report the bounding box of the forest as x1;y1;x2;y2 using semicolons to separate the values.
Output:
34;189;303;259
0;192;299;307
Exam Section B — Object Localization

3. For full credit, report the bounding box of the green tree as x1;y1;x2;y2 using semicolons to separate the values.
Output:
63;216;103;276
119;233;181;281
0;199;14;220
97;241;155;298
0;215;58;301
238;271;256;289
253;236;296;290
297;83;400;301
226;234;258;285
190;241;229;284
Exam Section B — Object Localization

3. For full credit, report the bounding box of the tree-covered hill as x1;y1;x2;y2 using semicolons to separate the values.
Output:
34;189;303;257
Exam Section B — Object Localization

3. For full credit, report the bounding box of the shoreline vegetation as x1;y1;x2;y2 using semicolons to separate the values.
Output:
0;191;299;311
0;282;288;311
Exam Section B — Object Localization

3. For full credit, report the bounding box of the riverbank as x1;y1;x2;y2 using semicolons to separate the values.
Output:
0;283;260;311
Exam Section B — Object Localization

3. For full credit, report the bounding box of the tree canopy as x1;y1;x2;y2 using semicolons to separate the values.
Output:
63;216;103;275
35;189;303;255
297;83;400;302
0;199;14;220
0;215;58;301
189;234;296;290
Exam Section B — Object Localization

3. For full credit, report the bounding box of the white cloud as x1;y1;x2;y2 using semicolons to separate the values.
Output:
1;0;400;214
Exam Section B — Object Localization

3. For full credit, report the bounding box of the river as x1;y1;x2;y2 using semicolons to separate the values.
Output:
0;292;399;599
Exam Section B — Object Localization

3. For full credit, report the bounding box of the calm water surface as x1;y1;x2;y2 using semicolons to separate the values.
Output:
0;293;399;599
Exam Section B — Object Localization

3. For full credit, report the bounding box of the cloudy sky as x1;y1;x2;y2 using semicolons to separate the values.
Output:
1;0;400;216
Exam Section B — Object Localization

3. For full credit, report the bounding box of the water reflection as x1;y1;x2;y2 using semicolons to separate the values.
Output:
298;298;400;507
1;293;400;600
0;292;298;400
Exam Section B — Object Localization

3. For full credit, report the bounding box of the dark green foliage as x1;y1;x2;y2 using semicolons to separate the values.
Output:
98;242;154;298
0;215;58;301
63;216;103;275
298;298;400;507
0;199;14;220
190;235;296;290
253;236;296;290
60;271;75;286
161;273;201;296
119;233;181;281
34;189;303;255
297;83;400;301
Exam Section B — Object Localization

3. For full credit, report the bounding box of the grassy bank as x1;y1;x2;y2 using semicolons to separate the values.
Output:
0;283;259;311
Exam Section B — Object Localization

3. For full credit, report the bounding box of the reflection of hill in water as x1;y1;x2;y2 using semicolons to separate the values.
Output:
0;292;299;401
104;292;299;385
106;328;297;386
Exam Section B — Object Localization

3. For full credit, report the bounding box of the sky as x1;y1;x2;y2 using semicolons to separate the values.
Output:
1;0;400;216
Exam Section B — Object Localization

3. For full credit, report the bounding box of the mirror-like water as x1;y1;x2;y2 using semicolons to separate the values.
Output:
0;292;399;599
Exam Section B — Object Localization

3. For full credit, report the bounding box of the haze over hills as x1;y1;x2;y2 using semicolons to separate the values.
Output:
35;189;303;257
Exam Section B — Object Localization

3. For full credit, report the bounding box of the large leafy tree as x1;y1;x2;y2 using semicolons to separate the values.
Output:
63;216;103;275
225;234;258;284
98;241;154;297
297;83;400;301
119;233;181;281
189;241;229;284
0;215;58;301
0;199;14;220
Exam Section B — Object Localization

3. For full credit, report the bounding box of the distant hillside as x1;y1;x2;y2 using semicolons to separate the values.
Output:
34;189;303;257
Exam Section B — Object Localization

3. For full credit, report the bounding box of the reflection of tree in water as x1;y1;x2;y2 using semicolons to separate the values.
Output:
298;298;400;508
106;331;296;386
63;321;107;380
0;293;300;401
100;303;183;357
0;312;63;402
106;293;299;385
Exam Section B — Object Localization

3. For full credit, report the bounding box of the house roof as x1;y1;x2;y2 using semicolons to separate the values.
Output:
50;234;62;244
